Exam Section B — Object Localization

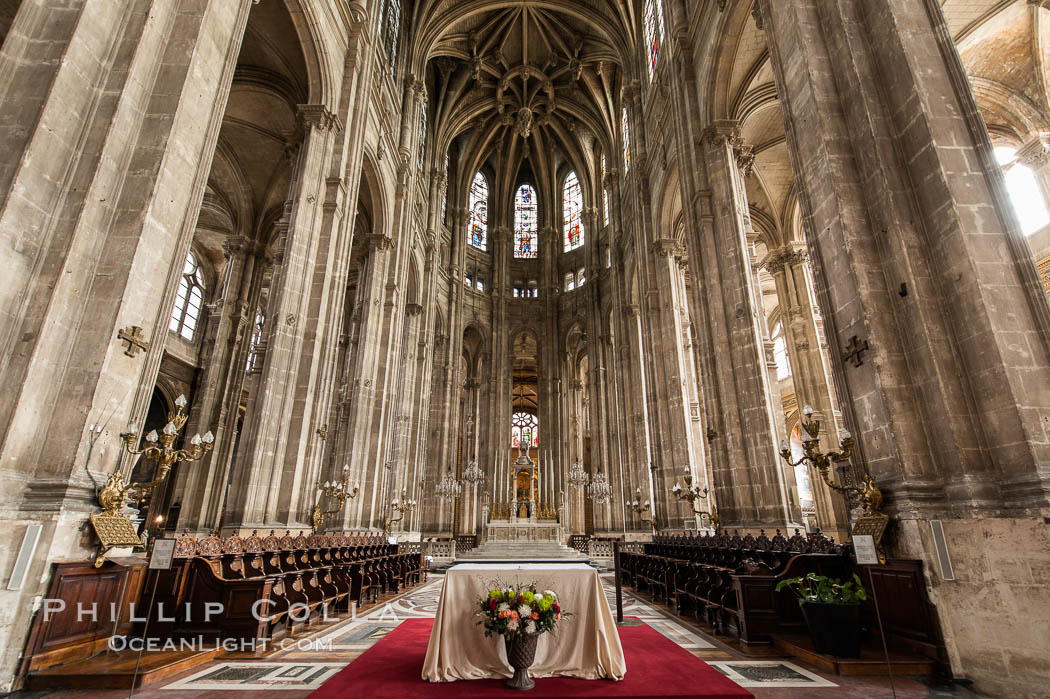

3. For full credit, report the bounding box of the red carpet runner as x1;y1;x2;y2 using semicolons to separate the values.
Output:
311;618;753;698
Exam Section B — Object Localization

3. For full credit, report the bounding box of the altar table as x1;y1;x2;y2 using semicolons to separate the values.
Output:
421;563;627;682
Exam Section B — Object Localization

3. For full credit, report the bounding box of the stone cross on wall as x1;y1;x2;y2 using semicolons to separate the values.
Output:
842;335;870;368
117;326;149;358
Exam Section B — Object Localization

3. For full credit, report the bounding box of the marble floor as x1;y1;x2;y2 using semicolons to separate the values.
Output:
12;573;984;698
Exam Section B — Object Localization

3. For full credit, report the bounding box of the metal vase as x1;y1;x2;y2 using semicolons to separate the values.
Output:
504;632;539;690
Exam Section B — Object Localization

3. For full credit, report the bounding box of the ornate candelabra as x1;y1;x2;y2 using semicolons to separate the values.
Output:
586;470;612;504
568;461;589;489
626;487;651;516
462;458;485;486
312;464;360;532
92;395;213;566
670;465;719;530
777;404;886;542
386;487;417;532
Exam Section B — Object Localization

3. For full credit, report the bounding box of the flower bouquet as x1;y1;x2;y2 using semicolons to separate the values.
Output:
476;584;567;690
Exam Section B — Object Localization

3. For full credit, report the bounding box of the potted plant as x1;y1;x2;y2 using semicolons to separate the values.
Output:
776;572;868;657
476;584;568;690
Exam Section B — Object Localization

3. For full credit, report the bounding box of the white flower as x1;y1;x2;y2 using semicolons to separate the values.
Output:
507;618;519;631
526;620;537;634
497;602;510;612
517;604;532;618
543;589;557;600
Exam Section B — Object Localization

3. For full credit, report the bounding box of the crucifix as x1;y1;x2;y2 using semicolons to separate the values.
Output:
842;335;869;367
117;326;149;358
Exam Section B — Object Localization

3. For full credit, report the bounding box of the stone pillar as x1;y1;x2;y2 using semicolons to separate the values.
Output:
765;245;848;538
686;126;789;527
224;105;344;530
757;1;1050;692
0;0;251;689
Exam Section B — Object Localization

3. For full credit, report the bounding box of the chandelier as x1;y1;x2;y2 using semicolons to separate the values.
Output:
587;470;612;504
462;458;485;485
435;467;462;500
568;461;589;489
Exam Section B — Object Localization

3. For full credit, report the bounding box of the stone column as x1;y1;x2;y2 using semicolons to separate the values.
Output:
224;105;344;530
756;1;1050;692
0;0;251;689
764;245;848;538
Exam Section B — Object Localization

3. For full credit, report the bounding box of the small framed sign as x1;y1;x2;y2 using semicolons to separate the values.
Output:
852;534;880;565
150;539;176;570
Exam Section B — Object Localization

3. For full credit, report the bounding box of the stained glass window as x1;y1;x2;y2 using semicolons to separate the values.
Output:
170;251;205;341
622;108;631;172
601;154;610;227
514;184;539;258
511;411;539;448
379;0;401;72
563;171;583;251
469;171;488;250
644;0;664;82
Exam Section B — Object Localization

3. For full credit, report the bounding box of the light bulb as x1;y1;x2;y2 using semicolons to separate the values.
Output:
175;395;187;408
190;434;202;446
202;431;214;444
354;482;360;491
343;464;350;472
839;428;852;441
146;430;159;443
672;482;681;492
162;422;177;435
780;439;788;451
803;404;814;416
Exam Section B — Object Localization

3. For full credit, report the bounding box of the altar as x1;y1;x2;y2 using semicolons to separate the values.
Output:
421;563;626;682
482;450;564;543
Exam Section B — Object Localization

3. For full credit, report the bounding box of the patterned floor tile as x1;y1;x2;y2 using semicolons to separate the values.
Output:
708;660;838;688
162;662;342;690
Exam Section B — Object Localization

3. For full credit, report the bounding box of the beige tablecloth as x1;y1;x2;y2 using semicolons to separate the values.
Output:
421;563;626;682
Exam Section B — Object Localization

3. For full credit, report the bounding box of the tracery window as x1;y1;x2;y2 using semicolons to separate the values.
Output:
644;0;664;82
511;411;539;449
772;322;792;381
565;272;576;291
622;108;631;172
576;268;586;287
514;184;539;259
379;0;401;72
995;146;1050;235
469;171;488;250
169;251;205;341
601;153;610;227
563;171;584;251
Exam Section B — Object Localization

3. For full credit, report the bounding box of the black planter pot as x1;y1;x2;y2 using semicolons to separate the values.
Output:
799;601;862;658
504;633;539;690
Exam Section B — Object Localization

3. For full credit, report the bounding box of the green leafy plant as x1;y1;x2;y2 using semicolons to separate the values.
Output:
776;572;868;605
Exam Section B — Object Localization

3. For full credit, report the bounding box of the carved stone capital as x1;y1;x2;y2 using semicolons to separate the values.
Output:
297;104;343;133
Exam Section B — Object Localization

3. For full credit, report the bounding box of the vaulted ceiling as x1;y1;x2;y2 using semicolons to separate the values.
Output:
418;2;635;208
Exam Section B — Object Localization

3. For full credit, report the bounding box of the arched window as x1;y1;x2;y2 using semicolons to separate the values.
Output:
601;153;610;227
169;251;205;341
565;272;576;291
469;171;488;250
514;184;539;258
563;171;584;251
245;307;265;373
995;146;1050;235
576;268;586;287
379;0;401;72
772;322;792;381
511;411;539;448
622;108;631;172
644;0;664;82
